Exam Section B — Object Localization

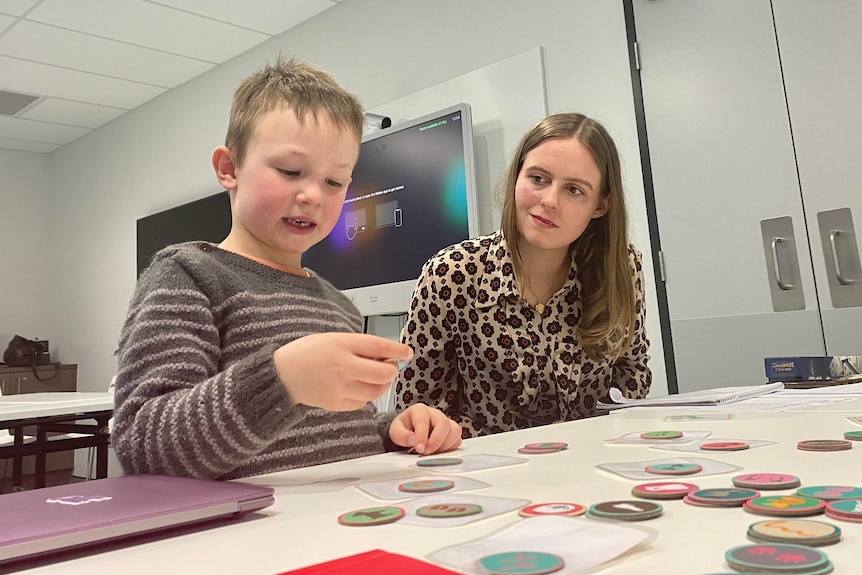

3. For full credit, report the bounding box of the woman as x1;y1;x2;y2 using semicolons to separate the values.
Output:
394;112;651;437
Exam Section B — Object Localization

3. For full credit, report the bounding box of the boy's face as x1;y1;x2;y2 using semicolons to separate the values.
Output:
224;107;359;267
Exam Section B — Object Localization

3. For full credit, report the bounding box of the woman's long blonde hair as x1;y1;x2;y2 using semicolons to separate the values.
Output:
499;113;635;360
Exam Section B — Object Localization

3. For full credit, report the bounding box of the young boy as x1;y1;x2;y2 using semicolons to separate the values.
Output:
113;57;462;480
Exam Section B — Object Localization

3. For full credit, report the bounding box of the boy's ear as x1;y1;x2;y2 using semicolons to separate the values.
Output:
212;146;238;191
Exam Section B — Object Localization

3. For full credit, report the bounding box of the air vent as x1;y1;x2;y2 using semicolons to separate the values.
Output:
0;89;39;116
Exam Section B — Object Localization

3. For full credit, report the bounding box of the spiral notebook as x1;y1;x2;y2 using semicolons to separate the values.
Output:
0;474;274;565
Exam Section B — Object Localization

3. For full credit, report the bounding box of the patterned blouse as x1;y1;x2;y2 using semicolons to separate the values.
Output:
394;231;651;438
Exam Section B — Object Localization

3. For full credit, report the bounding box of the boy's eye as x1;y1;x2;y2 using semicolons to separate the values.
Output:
277;168;299;176
326;179;343;189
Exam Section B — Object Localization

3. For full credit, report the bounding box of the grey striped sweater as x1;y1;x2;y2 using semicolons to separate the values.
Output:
114;242;398;480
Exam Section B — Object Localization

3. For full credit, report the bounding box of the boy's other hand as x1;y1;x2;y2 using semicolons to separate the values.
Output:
274;333;412;411
389;404;462;455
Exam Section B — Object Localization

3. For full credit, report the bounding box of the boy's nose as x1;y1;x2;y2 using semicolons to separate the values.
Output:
296;181;324;206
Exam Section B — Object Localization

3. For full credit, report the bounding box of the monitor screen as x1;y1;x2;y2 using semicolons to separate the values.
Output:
136;191;231;277
303;103;479;316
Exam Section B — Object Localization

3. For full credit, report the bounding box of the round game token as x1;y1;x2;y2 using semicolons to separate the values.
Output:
797;439;852;452
699;441;749;452
684;488;759;507
644;462;702;476
524;442;568;450
416;457;463;468
416;503;483;518
725;543;830;573
743;495;826;517
587;500;663;521
397;479;455;493
732;473;802;490
747;519;842;546
796;485;862;500
631;481;699;500
824;499;862;522
477;551;565;575
640;430;683;439
337;506;405;526
518;447;563;454
519;502;586;517
843;430;862;441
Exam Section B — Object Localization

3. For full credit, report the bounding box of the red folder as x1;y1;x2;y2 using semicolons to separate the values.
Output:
275;549;462;574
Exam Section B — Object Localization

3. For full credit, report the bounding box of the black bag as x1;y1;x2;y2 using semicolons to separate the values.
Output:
2;335;59;380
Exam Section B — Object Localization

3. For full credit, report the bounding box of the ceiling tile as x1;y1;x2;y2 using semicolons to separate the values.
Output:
0;56;166;109
0;114;90;145
0;13;15;33
20;98;126;129
0;21;214;87
0;136;60;153
28;0;271;62
0;0;40;17
147;0;334;35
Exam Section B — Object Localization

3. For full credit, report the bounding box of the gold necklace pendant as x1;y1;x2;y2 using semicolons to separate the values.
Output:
535;302;545;314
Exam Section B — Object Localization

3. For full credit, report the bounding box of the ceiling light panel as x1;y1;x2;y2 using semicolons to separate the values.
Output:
0;21;214;87
27;0;270;62
147;0;335;35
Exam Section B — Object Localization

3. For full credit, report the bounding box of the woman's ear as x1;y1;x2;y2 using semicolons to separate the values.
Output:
212;146;237;191
593;196;610;219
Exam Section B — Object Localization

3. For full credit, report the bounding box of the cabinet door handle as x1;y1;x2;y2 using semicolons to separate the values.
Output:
770;237;796;290
829;230;858;286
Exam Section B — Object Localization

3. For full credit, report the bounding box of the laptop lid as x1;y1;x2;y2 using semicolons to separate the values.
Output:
0;474;275;565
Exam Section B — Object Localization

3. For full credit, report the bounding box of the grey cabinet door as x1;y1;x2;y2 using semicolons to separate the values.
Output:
633;0;825;391
773;0;862;353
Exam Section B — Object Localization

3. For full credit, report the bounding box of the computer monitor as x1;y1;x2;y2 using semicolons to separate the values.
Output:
303;103;480;316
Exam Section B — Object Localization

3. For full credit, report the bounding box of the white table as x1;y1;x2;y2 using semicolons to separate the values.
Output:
8;397;862;574
0;393;113;489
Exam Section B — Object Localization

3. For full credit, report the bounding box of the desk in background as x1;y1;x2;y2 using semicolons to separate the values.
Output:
0;393;113;491
5;397;862;574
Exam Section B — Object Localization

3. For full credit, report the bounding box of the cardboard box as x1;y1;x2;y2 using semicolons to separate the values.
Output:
764;356;861;382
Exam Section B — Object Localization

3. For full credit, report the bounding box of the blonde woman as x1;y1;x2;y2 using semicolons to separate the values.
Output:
394;113;651;437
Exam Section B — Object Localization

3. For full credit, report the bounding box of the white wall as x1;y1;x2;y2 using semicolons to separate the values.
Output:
42;0;667;402
0;149;53;351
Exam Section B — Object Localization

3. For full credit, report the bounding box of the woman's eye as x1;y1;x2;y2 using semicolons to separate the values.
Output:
530;174;545;184
568;186;584;195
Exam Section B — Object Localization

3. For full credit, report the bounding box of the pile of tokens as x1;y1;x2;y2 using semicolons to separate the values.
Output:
747;519;842;547
683;488;760;508
586;500;663;521
517;441;568;454
797;439;852;452
725;543;833;573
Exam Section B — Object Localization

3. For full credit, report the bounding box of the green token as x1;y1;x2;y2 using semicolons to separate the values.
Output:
416;457;463;467
477;551;565;575
397;479;455;493
844;430;862;441
644;462;702;475
743;495;826;517
415;503;483;518
337;506;404;526
640;430;683;439
796;485;862;500
725;543;829;572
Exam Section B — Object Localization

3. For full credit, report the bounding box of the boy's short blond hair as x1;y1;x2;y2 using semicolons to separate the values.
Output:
225;56;365;168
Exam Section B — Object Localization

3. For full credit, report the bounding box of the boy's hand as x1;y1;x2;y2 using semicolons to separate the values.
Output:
274;333;412;411
389;404;462;455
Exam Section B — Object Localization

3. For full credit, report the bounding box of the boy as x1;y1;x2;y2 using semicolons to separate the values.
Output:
113;57;462;480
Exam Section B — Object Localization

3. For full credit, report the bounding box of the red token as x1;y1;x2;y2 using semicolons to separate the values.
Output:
519;502;586;517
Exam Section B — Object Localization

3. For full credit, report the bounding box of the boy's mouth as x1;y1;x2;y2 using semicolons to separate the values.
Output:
285;217;314;228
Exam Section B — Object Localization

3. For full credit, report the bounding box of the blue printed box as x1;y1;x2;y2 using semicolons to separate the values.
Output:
765;356;862;382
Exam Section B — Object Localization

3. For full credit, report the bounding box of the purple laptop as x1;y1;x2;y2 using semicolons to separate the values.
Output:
0;474;274;565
